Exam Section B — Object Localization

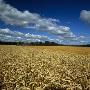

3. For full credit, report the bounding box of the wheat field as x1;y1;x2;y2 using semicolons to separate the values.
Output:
0;45;90;90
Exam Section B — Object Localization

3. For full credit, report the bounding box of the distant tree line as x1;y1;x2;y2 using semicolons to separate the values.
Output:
0;41;90;47
0;41;24;45
19;41;61;46
0;41;60;46
0;41;18;45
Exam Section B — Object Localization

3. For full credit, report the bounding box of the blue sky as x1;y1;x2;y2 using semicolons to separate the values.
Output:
0;0;90;44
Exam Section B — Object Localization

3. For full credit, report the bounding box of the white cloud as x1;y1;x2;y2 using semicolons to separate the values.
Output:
25;33;48;40
80;10;90;24
0;0;89;44
0;28;24;37
0;28;64;43
0;0;76;38
0;28;89;44
0;28;50;42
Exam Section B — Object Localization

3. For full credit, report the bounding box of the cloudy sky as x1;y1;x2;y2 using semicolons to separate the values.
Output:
0;0;90;44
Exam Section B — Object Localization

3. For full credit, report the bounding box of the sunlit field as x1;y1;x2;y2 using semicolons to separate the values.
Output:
0;45;90;90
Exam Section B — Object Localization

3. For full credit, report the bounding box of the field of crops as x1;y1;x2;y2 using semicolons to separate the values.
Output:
0;45;90;90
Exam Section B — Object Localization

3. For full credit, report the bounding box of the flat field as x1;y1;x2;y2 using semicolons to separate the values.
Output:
0;45;90;90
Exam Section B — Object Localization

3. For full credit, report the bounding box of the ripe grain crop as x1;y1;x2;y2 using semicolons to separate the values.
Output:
0;45;90;90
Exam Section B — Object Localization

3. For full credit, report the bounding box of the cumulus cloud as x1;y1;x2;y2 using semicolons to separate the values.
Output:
0;0;89;44
0;28;89;44
80;10;90;24
0;28;51;42
0;0;40;26
0;0;76;39
0;28;24;37
0;28;64;44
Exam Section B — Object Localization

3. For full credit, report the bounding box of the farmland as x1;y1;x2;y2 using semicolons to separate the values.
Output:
0;45;90;90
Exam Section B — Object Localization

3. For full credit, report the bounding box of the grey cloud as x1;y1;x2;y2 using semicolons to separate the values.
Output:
80;10;90;24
